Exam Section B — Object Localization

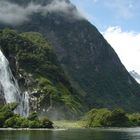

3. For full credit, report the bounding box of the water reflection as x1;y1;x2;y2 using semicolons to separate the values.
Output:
125;128;140;140
0;130;51;140
0;128;140;140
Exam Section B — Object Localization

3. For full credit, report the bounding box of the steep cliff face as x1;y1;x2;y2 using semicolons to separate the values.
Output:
0;0;140;112
0;29;83;119
0;83;5;105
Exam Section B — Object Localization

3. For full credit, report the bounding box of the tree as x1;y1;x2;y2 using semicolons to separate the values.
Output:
109;109;129;127
40;117;53;128
28;112;39;121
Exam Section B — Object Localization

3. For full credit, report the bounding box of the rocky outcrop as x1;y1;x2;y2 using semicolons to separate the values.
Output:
0;29;82;119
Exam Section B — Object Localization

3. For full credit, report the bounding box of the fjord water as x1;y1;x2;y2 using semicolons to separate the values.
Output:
0;49;29;116
0;128;140;140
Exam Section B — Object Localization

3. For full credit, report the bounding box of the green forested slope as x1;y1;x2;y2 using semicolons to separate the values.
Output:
0;29;83;119
0;0;140;113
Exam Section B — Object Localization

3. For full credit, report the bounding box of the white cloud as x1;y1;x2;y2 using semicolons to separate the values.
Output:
44;0;83;19
70;0;97;24
0;1;29;25
0;0;84;25
102;26;140;74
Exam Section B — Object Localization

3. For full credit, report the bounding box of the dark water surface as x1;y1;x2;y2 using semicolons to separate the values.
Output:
0;128;140;140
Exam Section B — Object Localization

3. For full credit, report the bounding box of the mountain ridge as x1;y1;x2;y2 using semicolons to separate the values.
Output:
0;0;140;113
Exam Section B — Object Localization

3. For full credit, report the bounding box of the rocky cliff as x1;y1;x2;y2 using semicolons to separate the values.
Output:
0;29;83;119
0;0;140;113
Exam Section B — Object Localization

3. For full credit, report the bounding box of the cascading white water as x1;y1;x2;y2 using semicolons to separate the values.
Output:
0;49;29;116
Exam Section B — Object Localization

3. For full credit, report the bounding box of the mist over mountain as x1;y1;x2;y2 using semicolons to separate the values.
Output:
0;0;140;114
0;0;83;25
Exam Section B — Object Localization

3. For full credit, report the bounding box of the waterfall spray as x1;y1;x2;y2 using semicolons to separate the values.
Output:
0;49;29;116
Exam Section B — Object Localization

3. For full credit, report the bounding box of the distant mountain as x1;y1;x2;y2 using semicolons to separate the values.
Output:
0;0;140;113
130;71;140;84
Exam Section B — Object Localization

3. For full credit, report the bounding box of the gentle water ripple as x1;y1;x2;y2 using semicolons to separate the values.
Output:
1;128;140;140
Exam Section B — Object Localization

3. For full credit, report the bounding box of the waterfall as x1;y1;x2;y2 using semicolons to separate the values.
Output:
0;49;29;116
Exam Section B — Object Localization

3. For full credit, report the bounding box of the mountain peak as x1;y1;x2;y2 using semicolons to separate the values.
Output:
0;0;82;26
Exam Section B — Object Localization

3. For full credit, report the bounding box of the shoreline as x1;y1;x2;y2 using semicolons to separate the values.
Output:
0;121;83;130
0;128;67;131
0;127;140;131
1;120;140;131
53;120;84;129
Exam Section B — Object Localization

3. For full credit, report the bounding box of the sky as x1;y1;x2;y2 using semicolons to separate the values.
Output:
70;0;140;74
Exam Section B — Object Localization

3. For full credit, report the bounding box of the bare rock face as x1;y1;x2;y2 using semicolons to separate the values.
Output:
0;82;5;105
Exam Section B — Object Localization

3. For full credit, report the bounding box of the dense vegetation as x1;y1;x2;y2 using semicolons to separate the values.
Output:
0;0;140;114
6;0;140;112
0;29;83;119
83;108;140;127
0;103;53;128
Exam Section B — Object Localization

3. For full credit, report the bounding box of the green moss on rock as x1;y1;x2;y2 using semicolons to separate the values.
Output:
0;29;83;119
